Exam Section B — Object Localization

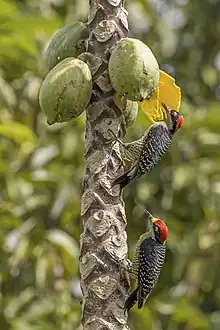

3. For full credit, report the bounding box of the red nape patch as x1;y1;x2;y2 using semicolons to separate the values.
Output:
154;219;168;243
177;115;184;130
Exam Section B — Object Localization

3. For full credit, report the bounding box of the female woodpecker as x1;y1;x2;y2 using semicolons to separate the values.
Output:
125;212;168;312
112;103;184;188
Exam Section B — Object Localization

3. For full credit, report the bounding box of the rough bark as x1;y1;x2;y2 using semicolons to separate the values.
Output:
79;0;130;329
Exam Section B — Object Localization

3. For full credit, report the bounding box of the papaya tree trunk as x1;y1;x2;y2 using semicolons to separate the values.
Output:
79;0;130;329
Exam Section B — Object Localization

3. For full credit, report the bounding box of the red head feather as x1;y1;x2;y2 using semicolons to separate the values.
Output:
153;219;168;243
161;102;184;133
177;115;184;130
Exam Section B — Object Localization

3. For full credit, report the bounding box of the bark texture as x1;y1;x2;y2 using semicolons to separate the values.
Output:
79;0;130;329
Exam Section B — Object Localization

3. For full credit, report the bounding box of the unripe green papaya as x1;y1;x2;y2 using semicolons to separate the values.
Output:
114;94;138;128
39;57;92;125
109;38;159;101
43;21;89;72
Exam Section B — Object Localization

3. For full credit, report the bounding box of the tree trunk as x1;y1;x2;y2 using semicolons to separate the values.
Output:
79;0;130;329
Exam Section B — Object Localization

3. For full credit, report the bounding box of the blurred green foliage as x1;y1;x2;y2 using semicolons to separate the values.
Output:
0;0;220;329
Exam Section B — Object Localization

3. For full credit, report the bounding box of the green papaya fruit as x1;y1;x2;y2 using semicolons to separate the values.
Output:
44;21;89;72
109;38;159;101
114;94;138;128
39;57;92;125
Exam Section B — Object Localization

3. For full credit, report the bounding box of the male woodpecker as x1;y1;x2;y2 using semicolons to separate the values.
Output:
124;211;168;312
112;103;184;188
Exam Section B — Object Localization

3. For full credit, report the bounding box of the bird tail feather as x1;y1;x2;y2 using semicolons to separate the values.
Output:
112;166;137;188
137;285;149;309
124;287;139;312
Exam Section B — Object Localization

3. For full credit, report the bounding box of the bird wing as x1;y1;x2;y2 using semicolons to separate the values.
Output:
112;123;171;188
136;123;172;177
138;237;166;309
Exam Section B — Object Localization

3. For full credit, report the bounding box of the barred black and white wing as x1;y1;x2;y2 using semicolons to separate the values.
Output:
124;237;166;312
112;123;172;188
135;123;171;177
137;237;166;309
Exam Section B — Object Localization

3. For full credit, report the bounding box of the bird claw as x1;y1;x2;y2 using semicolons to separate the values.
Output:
125;259;133;272
120;259;133;274
107;129;127;169
107;129;124;147
109;255;133;273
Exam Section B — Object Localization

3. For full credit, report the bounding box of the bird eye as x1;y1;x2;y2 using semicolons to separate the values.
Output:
154;225;160;233
171;110;178;118
170;110;182;134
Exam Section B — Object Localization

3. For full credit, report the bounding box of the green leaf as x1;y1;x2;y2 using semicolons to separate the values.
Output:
0;0;18;18
0;159;9;175
5;288;35;318
0;122;36;144
0;77;17;107
23;298;55;321
1;17;61;37
172;299;210;329
35;256;48;289
46;229;79;256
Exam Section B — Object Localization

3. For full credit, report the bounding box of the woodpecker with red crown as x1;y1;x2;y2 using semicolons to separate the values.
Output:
124;211;168;312
111;103;184;188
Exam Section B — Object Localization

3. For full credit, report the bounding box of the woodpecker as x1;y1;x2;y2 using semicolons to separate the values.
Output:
124;211;168;312
112;103;184;188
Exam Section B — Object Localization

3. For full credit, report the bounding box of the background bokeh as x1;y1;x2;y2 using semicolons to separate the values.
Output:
1;0;220;329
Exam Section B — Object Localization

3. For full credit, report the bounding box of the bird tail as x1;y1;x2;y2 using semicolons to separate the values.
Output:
124;287;139;312
112;170;131;188
137;285;149;309
112;166;137;188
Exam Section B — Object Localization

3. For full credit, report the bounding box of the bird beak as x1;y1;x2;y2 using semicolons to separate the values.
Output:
144;210;154;231
161;102;170;117
144;210;153;219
